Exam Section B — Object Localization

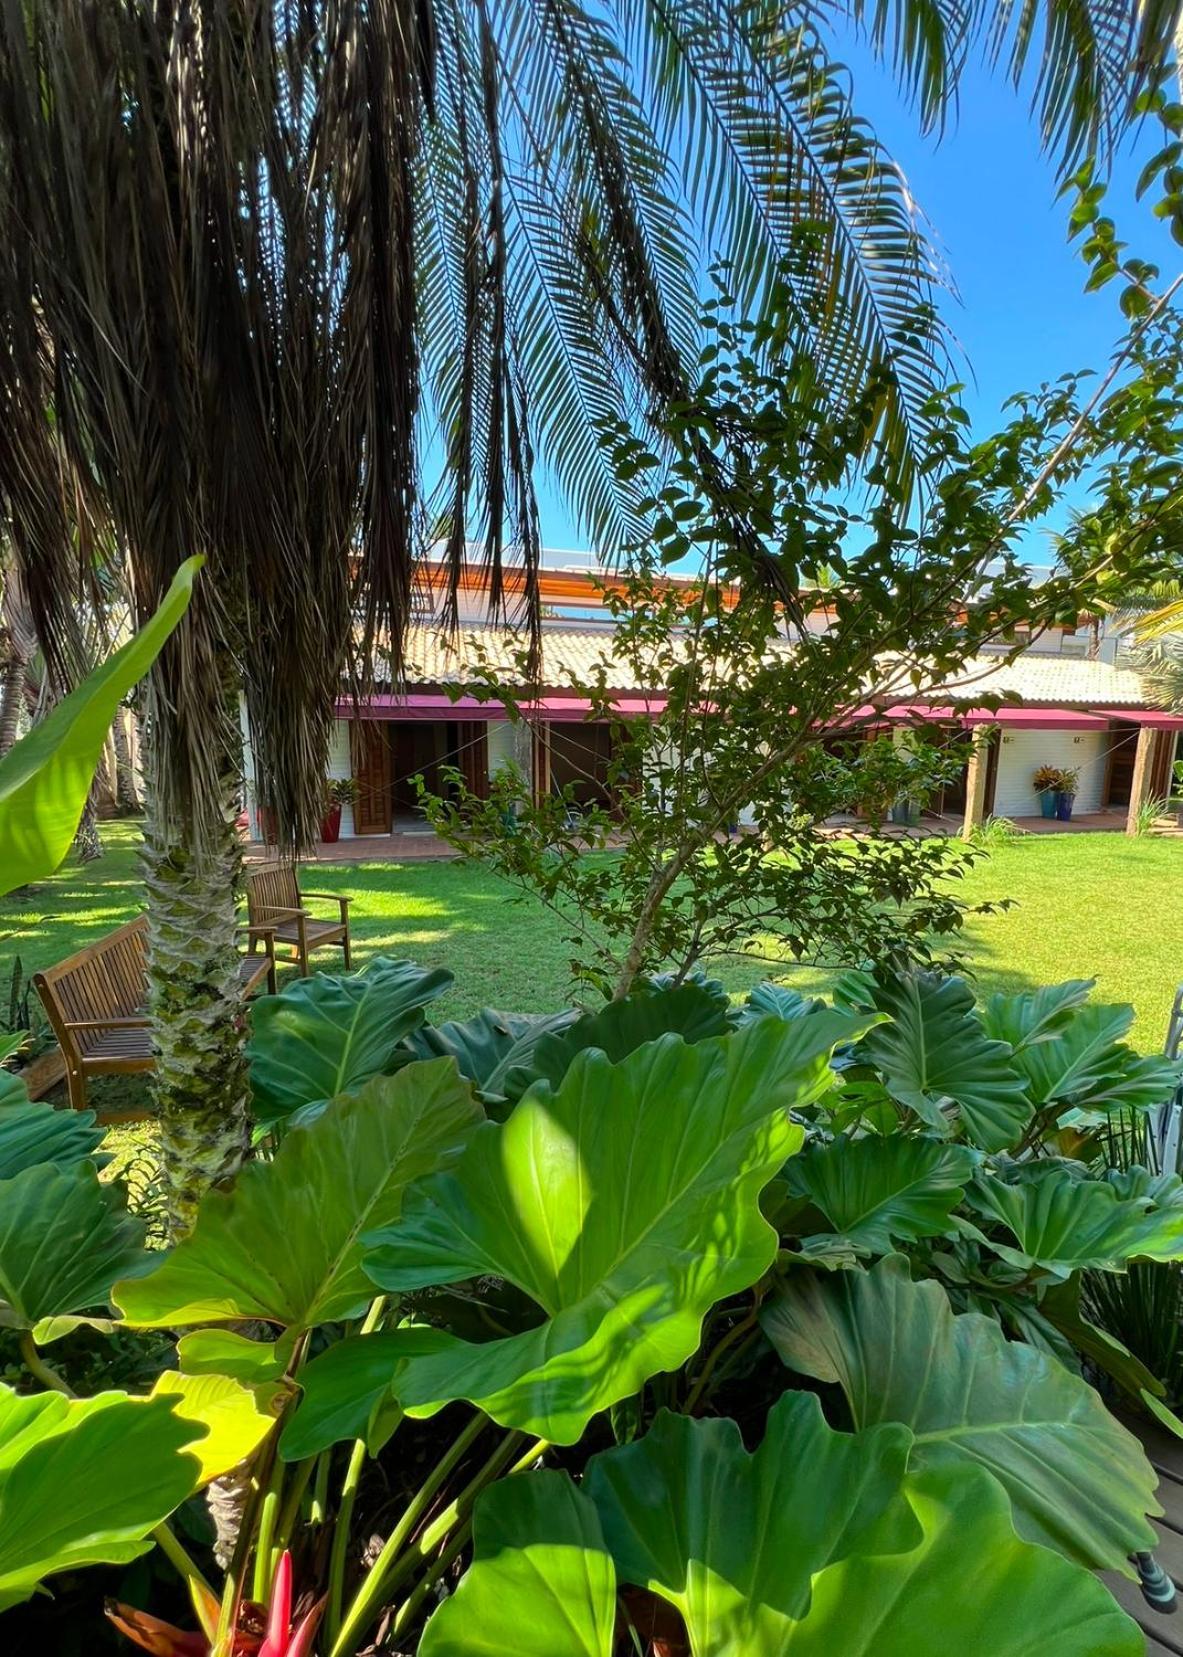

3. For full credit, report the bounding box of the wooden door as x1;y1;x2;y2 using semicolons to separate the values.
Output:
1104;723;1139;807
457;722;490;800
532;723;552;803
350;720;392;834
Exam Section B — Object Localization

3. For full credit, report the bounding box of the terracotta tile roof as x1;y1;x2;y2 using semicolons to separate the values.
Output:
392;626;1155;709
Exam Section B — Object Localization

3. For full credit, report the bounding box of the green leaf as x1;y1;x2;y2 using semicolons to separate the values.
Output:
784;1135;978;1252
248;957;454;1126
150;1371;277;1485
514;981;734;1102
419;1471;616;1657
736;981;825;1022
775;1463;1142;1655
762;1254;1158;1571
0;1162;150;1332
966;1164;1183;1272
980;980;1095;1052
177;1328;292;1385
364;1016;859;1443
585;1390;916;1651
280;1327;454;1460
1000;1002;1138;1107
0;556;200;898
116;1061;481;1331
0;1384;203;1611
0;1099;105;1180
1039;1276;1166;1403
858;970;1031;1151
401;1008;578;1104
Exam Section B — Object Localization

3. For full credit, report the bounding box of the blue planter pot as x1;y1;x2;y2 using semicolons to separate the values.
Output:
1037;789;1057;819
1055;791;1075;822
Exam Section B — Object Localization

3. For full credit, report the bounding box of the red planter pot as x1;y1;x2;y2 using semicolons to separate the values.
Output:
320;804;343;844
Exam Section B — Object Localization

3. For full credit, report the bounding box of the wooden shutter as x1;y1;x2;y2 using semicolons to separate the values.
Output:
458;721;490;800
350;720;392;834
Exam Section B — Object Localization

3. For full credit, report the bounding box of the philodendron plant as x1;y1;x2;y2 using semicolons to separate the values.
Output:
1;958;1180;1654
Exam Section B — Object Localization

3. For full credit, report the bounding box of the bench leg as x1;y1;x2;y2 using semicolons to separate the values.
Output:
342;927;352;971
65;1064;88;1114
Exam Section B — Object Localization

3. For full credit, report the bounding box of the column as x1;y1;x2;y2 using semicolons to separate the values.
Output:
1126;724;1159;836
961;727;991;840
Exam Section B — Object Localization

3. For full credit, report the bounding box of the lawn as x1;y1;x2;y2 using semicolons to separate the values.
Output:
2;822;1180;1080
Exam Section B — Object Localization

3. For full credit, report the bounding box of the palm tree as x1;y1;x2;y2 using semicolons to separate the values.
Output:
0;0;1175;1229
1114;581;1183;710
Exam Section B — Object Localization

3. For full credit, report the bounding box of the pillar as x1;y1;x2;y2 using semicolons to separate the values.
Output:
961;728;991;840
1126;724;1159;836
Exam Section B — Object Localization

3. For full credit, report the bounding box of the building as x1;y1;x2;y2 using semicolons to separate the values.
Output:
244;553;1183;843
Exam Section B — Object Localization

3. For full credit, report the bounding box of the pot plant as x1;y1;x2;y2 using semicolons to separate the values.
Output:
1172;760;1183;829
1055;765;1080;821
322;777;357;843
1033;763;1061;818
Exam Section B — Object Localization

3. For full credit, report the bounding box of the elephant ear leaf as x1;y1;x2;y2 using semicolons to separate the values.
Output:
585;1391;916;1652
998;1001;1138;1108
857;969;1031;1151
736;981;826;1022
980;980;1096;1052
0;1099;105;1179
419;1470;616;1657
400;1008;578;1102
506;981;734;1104
786;1462;1142;1656
965;1164;1183;1273
762;1254;1158;1573
0;557;200;898
0;1162;150;1335
116;1060;481;1331
364;1014;862;1443
784;1134;978;1253
248;957;454;1126
584;1390;1139;1655
0;1384;204;1611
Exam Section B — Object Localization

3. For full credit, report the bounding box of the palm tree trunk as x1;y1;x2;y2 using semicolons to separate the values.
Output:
142;657;251;1238
112;708;141;814
73;787;104;862
0;651;23;755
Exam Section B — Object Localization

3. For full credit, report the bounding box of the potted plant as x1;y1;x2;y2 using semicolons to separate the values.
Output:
1032;763;1060;818
321;777;356;843
1173;759;1183;829
1054;765;1079;821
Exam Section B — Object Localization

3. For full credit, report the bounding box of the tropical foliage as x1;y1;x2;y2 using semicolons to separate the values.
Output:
2;956;1179;1653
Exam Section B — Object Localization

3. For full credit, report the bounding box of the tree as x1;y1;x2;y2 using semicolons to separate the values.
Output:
0;0;1176;1229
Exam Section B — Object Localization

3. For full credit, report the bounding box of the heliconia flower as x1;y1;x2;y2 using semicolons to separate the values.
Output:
108;1554;323;1657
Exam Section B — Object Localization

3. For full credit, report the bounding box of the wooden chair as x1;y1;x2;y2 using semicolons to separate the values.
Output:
245;862;352;976
33;916;276;1119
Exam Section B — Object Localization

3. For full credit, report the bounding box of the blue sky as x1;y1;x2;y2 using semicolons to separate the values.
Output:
531;47;1177;555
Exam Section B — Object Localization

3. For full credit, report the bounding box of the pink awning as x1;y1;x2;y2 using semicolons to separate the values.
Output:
878;704;1112;731
335;693;667;723
1089;708;1183;729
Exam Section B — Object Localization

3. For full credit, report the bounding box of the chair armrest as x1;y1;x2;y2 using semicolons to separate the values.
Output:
298;891;351;906
237;924;277;960
251;904;305;921
63;1017;152;1031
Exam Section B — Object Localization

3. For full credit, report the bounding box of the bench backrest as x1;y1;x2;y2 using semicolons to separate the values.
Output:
33;917;149;1055
246;862;301;925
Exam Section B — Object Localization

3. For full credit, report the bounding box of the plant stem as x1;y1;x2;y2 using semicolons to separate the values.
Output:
684;1292;763;1415
276;1454;316;1551
153;1521;217;1611
323;1297;388;1642
310;1450;331;1527
388;1520;473;1643
18;1331;72;1394
252;1479;281;1603
330;1412;490;1657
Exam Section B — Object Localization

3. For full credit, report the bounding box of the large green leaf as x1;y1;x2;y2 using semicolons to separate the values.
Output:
248;957;454;1126
280;1326;454;1460
401;1007;580;1106
116;1061;481;1331
784;1134;978;1253
419;1470;616;1657
763;1254;1158;1571
0;1098;105;1179
0;1037;27;1108
0;1384;203;1611
980;981;1096;1052
0;557;200;898
966;1164;1183;1273
583;1390;1138;1655
998;1001;1168;1112
512;981;734;1102
735;981;826;1022
858;971;1031;1151
586;1390;916;1651
0;1161;150;1333
364;1015;860;1442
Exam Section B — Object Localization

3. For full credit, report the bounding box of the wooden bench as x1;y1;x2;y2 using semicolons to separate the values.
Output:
245;862;352;976
33;916;276;1118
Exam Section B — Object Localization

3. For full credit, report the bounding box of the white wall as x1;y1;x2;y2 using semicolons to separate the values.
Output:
991;727;1109;817
327;720;357;837
487;719;531;779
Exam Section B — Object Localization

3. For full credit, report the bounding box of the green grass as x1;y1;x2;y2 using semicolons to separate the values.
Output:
2;822;1180;1075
